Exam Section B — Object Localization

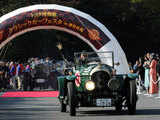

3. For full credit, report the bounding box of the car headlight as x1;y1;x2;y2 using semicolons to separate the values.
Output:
85;80;95;91
108;78;121;91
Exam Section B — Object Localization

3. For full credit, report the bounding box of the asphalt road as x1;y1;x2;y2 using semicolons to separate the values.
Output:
0;93;160;120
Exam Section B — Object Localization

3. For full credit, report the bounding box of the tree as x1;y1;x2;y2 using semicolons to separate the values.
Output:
1;0;160;61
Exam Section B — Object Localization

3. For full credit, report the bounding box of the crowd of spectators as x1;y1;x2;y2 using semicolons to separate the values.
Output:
129;53;160;95
1;53;160;95
0;57;63;91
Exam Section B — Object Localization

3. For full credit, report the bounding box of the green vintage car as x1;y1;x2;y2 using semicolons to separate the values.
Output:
57;51;138;116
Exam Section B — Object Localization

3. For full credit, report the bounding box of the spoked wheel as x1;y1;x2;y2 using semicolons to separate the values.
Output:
127;80;137;115
60;100;66;112
67;82;76;116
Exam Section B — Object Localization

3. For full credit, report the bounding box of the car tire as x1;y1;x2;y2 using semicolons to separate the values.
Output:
67;82;76;116
115;102;122;112
60;101;66;112
127;80;137;115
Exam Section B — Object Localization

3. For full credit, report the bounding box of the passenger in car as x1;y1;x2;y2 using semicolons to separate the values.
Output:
79;53;88;65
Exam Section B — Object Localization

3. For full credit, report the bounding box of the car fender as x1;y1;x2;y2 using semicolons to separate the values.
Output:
57;76;66;100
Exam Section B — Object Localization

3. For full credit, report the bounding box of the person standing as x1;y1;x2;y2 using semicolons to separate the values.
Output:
0;61;5;91
133;59;143;94
16;62;24;90
3;62;10;90
156;54;160;95
23;64;33;91
149;53;158;95
9;61;17;89
133;60;141;73
128;62;133;73
143;53;150;95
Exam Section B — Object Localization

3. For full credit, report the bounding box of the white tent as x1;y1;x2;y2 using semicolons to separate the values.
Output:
0;4;129;74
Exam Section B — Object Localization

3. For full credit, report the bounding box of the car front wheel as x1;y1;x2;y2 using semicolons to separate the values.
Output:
127;80;137;115
60;100;66;112
115;102;122;112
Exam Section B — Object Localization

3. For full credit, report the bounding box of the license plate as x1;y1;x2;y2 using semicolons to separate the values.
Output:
96;99;111;107
36;79;45;83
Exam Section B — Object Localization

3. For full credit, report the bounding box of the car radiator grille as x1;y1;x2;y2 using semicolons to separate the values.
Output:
91;71;112;97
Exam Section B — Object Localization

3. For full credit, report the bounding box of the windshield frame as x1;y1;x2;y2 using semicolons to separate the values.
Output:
74;51;114;68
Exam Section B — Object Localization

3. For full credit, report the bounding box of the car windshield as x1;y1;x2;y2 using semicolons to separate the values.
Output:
74;51;114;67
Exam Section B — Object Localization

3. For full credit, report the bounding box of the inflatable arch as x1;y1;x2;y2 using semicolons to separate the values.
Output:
0;4;129;74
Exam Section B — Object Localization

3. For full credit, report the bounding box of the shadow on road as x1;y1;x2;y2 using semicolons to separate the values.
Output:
78;109;128;116
77;109;160;116
136;109;160;115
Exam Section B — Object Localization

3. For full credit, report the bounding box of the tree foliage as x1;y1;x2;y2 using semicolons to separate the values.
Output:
0;0;160;62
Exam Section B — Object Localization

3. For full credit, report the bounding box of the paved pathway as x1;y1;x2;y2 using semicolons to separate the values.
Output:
0;92;160;120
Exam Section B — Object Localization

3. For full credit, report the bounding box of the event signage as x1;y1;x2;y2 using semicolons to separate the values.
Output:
0;5;130;74
0;9;110;50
